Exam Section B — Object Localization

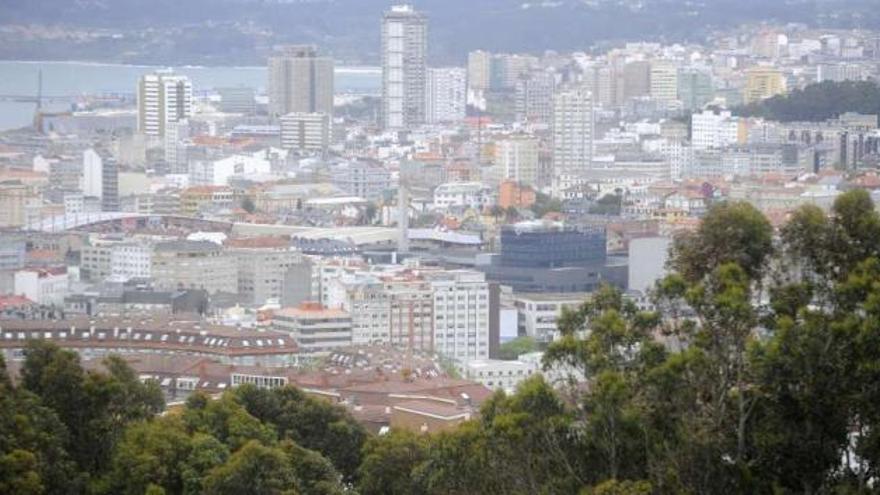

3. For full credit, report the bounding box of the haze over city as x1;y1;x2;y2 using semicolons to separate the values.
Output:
2;1;880;494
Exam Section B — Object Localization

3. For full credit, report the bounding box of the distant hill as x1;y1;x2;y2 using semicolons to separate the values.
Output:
735;81;880;123
1;0;879;65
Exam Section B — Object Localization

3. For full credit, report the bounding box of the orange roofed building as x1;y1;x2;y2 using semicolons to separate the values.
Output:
272;302;353;353
498;180;537;209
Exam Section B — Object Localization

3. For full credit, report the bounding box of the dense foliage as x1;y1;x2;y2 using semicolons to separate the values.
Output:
7;190;880;493
736;80;880;123
0;344;365;495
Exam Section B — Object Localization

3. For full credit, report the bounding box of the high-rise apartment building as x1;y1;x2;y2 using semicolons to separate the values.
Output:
552;86;594;175
427;270;492;362
137;70;192;138
267;45;334;119
515;70;555;122
467;50;492;91
82;148;118;212
584;65;620;109
381;5;428;129
426;67;467;123
164;119;190;174
649;60;679;101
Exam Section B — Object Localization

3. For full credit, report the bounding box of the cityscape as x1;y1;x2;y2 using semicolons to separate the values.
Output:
2;1;880;494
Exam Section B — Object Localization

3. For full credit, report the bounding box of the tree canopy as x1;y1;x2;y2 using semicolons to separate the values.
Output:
735;80;880;123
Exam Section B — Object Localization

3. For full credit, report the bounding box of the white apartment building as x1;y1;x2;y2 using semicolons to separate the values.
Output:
381;5;428;129
427;270;491;362
81;236;154;283
82;148;103;199
495;137;539;187
513;292;589;343
13;268;69;306
553;86;594;177
137;70;192;138
426;67;467;124
642;137;694;180
164;119;190;173
280;112;330;153
432;182;495;211
189;154;273;187
691;108;740;150
331;160;392;201
649;59;679;101
461;357;540;392
273;302;352;352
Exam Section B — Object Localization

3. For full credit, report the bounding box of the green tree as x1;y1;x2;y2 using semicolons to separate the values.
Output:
103;417;196;495
234;385;366;482
498;336;539;360
203;441;299;495
358;431;428;495
183;393;276;451
670;201;773;283
241;196;256;214
0;450;44;495
582;479;652;495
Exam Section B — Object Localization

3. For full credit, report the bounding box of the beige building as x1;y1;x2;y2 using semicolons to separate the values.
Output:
743;66;786;104
273;301;352;352
467;50;492;91
151;240;237;294
343;276;435;350
649;60;679;101
495;137;539;187
0;181;38;228
225;237;303;305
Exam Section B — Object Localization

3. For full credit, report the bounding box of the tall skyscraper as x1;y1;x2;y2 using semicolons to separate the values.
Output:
552;86;594;175
267;45;334;119
426;67;467;123
381;5;428;130
137;70;192;138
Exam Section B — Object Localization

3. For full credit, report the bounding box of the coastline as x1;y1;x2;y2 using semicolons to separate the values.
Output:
0;59;381;73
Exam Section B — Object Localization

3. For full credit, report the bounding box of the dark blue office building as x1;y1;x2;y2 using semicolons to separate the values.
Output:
500;222;606;268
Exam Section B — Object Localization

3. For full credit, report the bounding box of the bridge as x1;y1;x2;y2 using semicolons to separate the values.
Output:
27;212;400;246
